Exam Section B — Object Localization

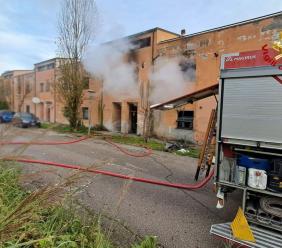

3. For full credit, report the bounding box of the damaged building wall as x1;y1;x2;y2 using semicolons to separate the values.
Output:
95;28;180;135
154;13;282;143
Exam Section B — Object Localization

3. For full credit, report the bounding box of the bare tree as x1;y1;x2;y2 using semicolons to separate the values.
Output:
56;0;97;129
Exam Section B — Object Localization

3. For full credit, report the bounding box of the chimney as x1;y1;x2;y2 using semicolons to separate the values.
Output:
181;29;186;36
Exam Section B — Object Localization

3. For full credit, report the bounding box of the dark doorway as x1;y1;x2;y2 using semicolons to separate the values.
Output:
47;107;51;122
46;102;52;122
26;105;30;113
113;102;121;132
129;103;137;134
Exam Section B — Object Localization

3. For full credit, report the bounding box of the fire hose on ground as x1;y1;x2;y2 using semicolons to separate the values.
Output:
0;136;89;145
103;138;153;157
0;136;214;190
4;158;214;190
0;136;152;157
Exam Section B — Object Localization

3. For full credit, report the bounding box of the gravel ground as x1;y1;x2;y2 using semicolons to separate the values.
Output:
0;126;242;248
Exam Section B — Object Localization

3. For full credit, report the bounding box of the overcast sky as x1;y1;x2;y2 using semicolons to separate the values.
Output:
0;0;282;74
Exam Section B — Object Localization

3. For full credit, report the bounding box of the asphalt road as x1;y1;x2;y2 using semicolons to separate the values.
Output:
0;126;241;248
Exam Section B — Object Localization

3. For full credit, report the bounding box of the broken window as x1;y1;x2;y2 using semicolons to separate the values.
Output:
179;60;196;81
25;82;31;94
47;63;55;70
177;111;194;130
37;63;55;72
133;37;151;49
45;81;51;92
199;39;209;47
82;107;89;120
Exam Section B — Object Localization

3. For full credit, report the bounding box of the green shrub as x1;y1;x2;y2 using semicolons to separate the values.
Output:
0;100;9;110
132;236;157;248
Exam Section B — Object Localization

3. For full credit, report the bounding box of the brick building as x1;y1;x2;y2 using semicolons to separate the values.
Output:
1;70;33;111
34;58;60;123
1;12;282;143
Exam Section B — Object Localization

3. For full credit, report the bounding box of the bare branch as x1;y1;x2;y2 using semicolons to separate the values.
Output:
56;0;98;129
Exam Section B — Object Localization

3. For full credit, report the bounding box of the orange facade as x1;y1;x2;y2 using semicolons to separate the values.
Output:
34;59;57;123
154;13;282;143
2;13;282;143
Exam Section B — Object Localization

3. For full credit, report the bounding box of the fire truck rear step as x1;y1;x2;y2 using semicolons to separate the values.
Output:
210;222;282;248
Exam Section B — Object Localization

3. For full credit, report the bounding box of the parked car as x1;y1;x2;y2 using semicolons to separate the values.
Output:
0;110;15;123
12;112;41;128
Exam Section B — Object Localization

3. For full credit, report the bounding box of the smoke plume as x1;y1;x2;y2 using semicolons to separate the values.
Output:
149;56;195;104
83;39;138;99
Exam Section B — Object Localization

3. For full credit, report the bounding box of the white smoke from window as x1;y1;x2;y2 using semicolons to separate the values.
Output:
149;56;195;104
82;39;138;99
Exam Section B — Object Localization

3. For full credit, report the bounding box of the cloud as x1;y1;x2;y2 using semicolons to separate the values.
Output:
0;0;57;73
0;31;55;72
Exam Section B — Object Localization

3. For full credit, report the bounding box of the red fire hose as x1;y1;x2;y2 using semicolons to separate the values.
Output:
6;158;214;190
1;136;214;189
0;136;88;145
0;136;152;157
104;139;152;157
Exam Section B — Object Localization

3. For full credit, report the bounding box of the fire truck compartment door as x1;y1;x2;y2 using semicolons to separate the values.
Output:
221;76;282;145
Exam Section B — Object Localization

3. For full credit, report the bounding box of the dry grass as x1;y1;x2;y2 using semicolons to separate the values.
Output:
0;161;158;247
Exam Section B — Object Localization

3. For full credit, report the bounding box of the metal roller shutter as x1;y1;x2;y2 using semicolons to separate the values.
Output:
221;76;282;144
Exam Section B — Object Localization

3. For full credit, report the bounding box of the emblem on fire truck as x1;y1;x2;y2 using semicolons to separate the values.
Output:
272;31;282;61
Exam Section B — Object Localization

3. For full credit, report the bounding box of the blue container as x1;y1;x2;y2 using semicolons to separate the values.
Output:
237;154;270;171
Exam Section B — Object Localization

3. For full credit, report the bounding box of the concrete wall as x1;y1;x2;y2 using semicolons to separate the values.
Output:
95;28;179;134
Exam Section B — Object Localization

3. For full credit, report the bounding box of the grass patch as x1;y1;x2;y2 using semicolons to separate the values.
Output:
110;135;165;151
41;123;165;151
41;123;200;158
0;161;157;248
40;122;53;129
40;123;106;135
132;236;157;248
41;123;89;134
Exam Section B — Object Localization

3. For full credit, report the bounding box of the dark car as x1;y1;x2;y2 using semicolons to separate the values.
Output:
12;112;41;128
0;110;15;123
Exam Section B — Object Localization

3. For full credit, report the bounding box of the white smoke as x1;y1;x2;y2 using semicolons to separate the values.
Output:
83;39;138;99
83;23;195;103
149;56;195;104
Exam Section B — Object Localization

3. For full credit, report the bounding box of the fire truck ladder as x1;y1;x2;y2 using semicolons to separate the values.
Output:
194;108;217;181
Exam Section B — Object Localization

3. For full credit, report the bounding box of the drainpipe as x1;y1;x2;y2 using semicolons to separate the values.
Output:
54;64;57;123
148;31;162;138
34;68;37;117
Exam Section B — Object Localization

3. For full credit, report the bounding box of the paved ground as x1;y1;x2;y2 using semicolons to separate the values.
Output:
0;126;241;248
